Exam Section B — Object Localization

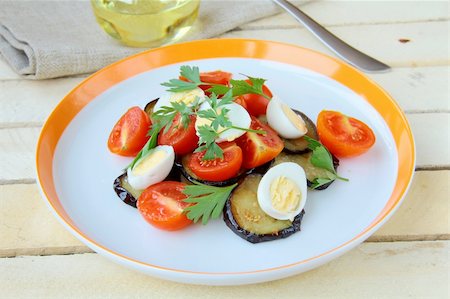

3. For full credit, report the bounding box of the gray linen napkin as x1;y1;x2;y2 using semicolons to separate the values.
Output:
0;0;281;79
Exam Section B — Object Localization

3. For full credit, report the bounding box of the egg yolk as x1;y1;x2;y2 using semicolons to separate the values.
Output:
132;150;167;175
169;88;203;106
269;176;301;213
281;103;307;134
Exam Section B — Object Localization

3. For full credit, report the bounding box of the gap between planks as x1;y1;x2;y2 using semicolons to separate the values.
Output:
1;237;449;259
237;17;450;31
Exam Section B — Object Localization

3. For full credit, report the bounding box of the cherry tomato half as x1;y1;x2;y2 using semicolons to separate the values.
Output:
180;70;232;94
187;142;243;181
158;114;199;155
236;117;284;169
236;80;273;117
137;181;192;231
107;106;151;157
317;110;376;158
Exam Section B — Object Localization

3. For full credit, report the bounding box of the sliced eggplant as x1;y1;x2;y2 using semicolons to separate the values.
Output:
272;152;339;190
282;110;318;154
224;174;305;243
113;166;181;208
113;173;142;208
144;98;158;119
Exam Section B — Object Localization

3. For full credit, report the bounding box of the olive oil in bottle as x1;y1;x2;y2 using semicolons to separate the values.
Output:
91;0;200;47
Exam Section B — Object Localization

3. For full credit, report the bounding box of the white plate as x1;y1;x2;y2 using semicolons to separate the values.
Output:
36;40;415;285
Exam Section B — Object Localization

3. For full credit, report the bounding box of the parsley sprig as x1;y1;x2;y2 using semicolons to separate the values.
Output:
194;91;265;160
161;65;223;92
127;99;201;170
208;76;271;100
304;136;349;189
161;66;271;101
152;97;201;134
161;65;201;92
127;124;160;171
183;182;237;225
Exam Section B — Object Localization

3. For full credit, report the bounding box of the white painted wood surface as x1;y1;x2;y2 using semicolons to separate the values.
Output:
1;242;448;298
0;1;448;297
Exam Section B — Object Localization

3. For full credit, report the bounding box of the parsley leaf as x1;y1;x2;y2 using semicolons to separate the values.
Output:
309;145;335;173
195;125;223;160
229;76;270;99
161;79;198;92
127;123;160;170
207;84;231;95
162;65;226;92
310;177;335;189
180;65;201;84
161;65;201;92
304;136;349;188
183;182;237;225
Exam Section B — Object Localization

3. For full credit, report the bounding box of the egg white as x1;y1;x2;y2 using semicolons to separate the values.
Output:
266;96;307;139
257;162;307;221
127;145;175;190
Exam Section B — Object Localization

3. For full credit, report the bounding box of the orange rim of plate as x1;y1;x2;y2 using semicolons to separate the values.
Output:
36;39;415;276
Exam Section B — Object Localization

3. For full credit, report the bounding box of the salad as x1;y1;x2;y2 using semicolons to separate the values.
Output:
108;66;376;243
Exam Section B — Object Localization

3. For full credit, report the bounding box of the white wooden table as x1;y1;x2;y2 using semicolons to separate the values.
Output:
1;1;449;298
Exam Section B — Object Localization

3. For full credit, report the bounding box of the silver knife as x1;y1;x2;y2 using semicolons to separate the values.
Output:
273;0;391;72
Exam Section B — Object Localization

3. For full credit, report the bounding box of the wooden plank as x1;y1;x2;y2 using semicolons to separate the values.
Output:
0;77;85;128
0;184;91;258
0;127;40;183
369;66;450;113
222;21;450;68
1;170;448;257
0;67;448;128
0;3;448;81
0;241;448;297
368;170;450;242
407;113;450;169
242;1;450;30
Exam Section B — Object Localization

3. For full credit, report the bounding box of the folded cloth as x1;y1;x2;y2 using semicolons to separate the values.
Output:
0;0;281;79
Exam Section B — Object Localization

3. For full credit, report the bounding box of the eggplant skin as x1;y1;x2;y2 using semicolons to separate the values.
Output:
144;98;159;119
113;173;138;208
223;199;305;244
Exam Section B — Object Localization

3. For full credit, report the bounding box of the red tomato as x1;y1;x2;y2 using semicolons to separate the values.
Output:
317;110;376;158
158;114;199;155
187;142;243;181
199;70;232;85
233;97;248;110
137;181;192;231
107;106;151;157
180;70;232;94
236;80;273;116
236;117;284;169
